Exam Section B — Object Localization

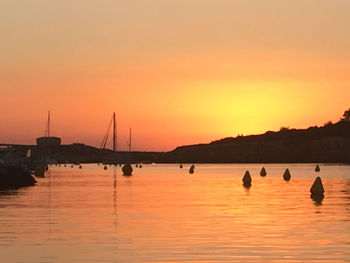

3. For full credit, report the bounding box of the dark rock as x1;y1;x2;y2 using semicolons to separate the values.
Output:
34;166;45;178
0;164;37;189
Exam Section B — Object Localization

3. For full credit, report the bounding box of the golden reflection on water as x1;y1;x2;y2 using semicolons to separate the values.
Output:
0;164;350;263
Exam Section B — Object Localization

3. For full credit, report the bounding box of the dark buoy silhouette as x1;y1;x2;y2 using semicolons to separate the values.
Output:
71;164;74;168
122;164;133;176
242;170;252;187
136;164;139;168
310;176;324;197
189;164;195;174
139;164;142;168
64;164;66;167
179;164;183;169
315;164;320;172
260;167;267;177
104;165;107;170
283;169;291;181
79;165;82;169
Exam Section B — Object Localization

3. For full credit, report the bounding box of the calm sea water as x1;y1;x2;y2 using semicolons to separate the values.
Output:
0;163;349;263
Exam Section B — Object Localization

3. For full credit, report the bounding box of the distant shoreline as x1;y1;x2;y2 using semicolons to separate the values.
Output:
2;121;350;164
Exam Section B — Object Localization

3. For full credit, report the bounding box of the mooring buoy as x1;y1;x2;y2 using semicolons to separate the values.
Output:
260;167;267;177
242;170;252;187
310;176;324;196
189;164;195;174
315;164;320;172
122;164;133;176
283;169;291;181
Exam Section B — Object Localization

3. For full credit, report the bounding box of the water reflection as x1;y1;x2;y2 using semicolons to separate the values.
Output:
113;166;117;216
311;194;324;206
0;163;350;263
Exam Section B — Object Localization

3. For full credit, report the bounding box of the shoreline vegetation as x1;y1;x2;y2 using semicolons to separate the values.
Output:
167;120;350;164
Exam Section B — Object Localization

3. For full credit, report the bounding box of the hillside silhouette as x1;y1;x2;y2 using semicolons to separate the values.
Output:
166;121;350;163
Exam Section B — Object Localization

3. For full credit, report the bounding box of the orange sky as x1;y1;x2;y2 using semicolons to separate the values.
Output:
0;0;349;151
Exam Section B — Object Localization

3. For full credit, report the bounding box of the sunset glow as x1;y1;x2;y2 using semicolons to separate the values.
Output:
1;1;349;151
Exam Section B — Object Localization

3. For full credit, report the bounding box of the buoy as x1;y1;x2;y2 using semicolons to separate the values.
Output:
189;164;195;174
122;164;133;176
64;164;66;167
283;169;291;181
310;176;324;197
136;164;139;168
104;165;107;170
79;165;82;169
315;164;320;172
242;170;252;187
179;164;183;169
71;164;74;168
139;164;142;168
260;167;267;177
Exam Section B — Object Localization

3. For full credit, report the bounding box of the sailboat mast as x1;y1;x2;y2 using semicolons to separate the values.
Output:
113;112;116;152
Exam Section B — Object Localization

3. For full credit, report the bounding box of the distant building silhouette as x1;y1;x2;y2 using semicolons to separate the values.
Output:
36;111;61;147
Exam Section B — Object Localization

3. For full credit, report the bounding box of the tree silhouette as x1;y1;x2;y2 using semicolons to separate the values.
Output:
341;109;350;121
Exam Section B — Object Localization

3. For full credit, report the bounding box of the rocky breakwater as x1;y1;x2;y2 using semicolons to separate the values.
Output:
0;148;37;189
0;163;37;189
